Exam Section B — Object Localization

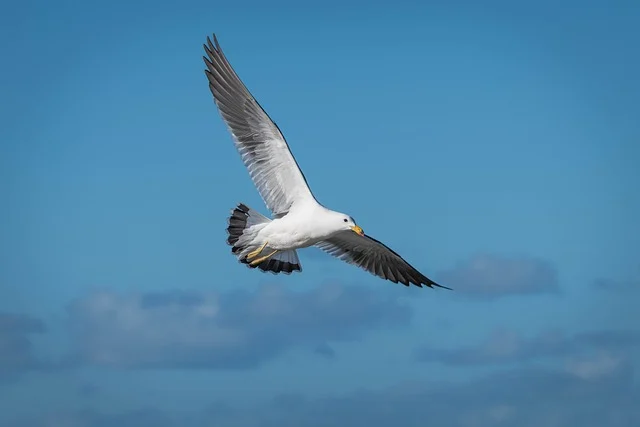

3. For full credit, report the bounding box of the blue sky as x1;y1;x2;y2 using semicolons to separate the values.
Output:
1;0;639;425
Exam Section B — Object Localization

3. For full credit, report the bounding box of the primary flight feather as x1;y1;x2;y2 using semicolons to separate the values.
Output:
203;34;449;289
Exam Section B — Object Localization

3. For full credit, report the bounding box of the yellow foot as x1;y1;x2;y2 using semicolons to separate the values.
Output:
249;249;279;266
246;241;268;262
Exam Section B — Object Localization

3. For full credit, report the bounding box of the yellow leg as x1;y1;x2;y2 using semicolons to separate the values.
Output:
249;249;279;266
246;241;268;261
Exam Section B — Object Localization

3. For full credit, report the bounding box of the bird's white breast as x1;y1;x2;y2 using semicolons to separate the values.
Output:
260;204;335;250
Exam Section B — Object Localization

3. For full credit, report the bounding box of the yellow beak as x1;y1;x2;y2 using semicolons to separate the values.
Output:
351;225;364;236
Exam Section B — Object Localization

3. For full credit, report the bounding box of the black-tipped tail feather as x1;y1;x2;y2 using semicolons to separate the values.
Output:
227;203;252;250
240;254;302;274
226;203;302;275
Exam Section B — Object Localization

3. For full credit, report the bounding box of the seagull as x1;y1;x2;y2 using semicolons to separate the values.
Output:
203;34;449;289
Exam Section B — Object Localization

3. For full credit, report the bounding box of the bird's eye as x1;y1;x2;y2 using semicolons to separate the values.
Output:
343;218;348;222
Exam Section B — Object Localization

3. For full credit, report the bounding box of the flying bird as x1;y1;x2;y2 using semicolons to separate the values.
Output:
203;34;449;289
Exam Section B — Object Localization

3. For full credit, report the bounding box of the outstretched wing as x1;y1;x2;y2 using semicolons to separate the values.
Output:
316;231;450;289
203;34;317;216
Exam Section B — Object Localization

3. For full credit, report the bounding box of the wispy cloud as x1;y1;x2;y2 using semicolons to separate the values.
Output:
565;351;626;380
415;327;640;366
438;253;559;298
65;283;410;369
16;408;178;427
15;364;639;427
0;313;47;381
592;277;639;293
313;342;336;359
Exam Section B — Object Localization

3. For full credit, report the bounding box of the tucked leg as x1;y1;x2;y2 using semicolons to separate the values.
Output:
246;241;268;261
249;249;279;266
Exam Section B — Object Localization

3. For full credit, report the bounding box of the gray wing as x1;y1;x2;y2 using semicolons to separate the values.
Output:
316;231;450;289
203;34;317;216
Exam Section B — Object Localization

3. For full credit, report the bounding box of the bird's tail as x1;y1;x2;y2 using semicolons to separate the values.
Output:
226;203;302;274
227;203;270;248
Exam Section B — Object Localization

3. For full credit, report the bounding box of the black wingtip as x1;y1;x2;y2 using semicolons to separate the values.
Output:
430;281;453;291
411;279;451;290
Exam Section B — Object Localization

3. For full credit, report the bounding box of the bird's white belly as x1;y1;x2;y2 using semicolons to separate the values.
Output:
259;215;328;251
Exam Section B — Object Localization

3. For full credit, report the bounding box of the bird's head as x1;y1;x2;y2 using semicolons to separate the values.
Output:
331;211;364;236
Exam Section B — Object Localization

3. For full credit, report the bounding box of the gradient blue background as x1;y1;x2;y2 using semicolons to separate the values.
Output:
1;0;639;425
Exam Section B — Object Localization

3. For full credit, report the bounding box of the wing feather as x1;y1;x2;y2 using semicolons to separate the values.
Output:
316;231;450;289
203;34;316;215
